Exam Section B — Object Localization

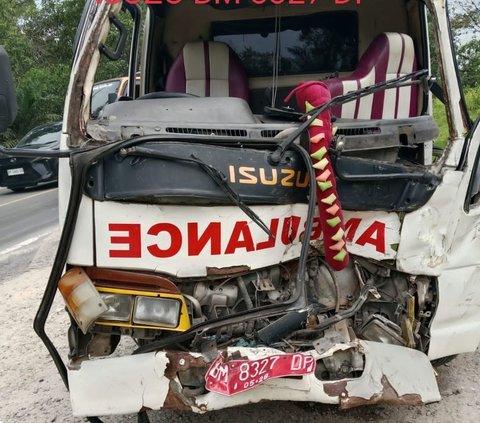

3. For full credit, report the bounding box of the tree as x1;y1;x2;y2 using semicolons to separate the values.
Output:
0;0;84;144
450;0;480;88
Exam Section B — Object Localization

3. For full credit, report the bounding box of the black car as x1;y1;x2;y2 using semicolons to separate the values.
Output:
0;122;62;192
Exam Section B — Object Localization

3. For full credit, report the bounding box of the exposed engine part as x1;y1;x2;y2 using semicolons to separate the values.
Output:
68;255;437;362
305;258;358;311
315;346;365;381
313;326;364;381
358;314;405;346
351;261;436;351
257;310;309;345
288;284;380;340
237;276;255;337
193;282;238;308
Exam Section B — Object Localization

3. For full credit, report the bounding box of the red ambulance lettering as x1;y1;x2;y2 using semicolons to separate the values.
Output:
147;223;182;258
281;216;302;245
109;223;142;258
225;221;255;254
256;218;279;250
187;222;221;256
355;221;386;254
344;218;361;242
106;216;389;259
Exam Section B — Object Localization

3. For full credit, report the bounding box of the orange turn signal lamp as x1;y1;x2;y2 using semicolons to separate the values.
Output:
58;267;191;333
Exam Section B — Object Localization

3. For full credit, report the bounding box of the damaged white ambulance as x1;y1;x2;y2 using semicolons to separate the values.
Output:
4;0;479;421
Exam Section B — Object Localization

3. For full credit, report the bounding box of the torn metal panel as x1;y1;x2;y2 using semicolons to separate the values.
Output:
323;341;440;409
332;376;423;409
68;352;170;416
397;170;464;275
398;125;480;359
68;341;440;417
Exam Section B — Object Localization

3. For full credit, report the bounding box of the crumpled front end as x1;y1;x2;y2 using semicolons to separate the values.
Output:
68;340;440;417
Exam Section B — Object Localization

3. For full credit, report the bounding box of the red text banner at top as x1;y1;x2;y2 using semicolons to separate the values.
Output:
95;0;362;6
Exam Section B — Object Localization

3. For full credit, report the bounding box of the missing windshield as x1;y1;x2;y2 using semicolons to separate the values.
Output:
212;12;358;77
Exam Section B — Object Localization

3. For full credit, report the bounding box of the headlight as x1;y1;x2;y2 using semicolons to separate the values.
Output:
133;296;181;328
98;293;132;322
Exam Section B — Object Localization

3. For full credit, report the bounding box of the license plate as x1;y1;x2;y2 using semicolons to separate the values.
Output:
205;352;316;396
7;168;24;176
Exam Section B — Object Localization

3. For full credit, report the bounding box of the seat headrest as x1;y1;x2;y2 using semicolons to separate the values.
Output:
355;32;417;77
165;41;249;101
324;32;418;120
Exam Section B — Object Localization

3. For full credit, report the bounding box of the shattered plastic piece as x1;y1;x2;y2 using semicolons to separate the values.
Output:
318;180;333;192
321;193;337;205
327;216;341;227
310;147;328;161
313;158;329;170
326;203;340;215
332;126;338;136
333;249;348;261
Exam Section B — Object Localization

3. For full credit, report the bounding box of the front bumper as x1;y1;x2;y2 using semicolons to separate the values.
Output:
68;340;441;417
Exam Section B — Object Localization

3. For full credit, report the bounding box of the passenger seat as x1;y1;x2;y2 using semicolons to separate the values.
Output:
324;33;419;120
165;41;249;101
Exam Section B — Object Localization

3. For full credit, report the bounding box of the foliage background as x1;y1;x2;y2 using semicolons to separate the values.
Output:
0;0;478;145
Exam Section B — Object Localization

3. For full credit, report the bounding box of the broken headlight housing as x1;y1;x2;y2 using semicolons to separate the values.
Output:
95;287;190;332
98;292;132;322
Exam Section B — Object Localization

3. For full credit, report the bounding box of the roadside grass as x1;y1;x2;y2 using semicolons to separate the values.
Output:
433;86;480;149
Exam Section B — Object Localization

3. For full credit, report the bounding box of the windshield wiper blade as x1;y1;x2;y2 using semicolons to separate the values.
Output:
120;146;274;238
269;69;429;164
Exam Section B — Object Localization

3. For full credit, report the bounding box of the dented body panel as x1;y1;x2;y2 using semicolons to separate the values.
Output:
67;200;401;275
68;341;440;417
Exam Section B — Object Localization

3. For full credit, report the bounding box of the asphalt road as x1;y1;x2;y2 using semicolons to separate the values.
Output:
0;186;58;284
0;185;58;254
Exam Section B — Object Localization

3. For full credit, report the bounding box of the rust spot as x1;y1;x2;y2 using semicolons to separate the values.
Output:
339;376;423;409
206;265;250;276
323;380;347;397
164;351;209;380
68;16;108;144
163;381;192;411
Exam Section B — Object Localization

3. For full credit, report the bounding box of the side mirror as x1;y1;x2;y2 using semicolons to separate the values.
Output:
0;46;17;132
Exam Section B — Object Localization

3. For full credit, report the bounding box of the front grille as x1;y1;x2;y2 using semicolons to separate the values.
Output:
260;129;283;138
336;127;381;136
166;127;248;137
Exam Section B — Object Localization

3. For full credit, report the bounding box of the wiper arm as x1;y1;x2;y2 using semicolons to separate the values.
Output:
120;146;274;238
269;69;429;165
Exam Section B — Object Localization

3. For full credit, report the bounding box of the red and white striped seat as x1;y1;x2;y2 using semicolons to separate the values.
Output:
325;33;418;120
165;41;249;101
